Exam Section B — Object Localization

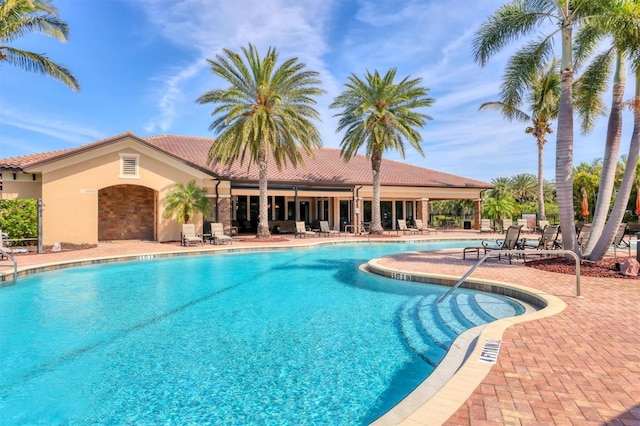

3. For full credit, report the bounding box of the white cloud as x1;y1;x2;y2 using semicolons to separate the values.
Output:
0;106;105;149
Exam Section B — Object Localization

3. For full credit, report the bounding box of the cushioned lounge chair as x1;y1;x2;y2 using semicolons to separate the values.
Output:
397;219;419;235
464;225;524;264
414;219;436;235
210;222;233;245
318;221;340;237
517;218;532;233
181;223;203;246
480;218;493;233
501;218;512;232
295;221;317;238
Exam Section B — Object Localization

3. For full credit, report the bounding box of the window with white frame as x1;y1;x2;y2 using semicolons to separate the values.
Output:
119;153;140;179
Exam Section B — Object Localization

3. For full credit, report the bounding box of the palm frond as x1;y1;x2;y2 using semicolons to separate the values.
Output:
502;39;555;108
2;46;79;90
473;0;556;66
0;0;77;90
573;50;612;134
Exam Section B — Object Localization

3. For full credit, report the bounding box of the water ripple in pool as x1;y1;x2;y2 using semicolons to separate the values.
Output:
0;241;524;424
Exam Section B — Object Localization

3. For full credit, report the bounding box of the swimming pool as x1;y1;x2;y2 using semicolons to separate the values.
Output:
0;241;525;424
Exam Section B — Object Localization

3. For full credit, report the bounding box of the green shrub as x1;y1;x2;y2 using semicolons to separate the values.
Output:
0;199;37;239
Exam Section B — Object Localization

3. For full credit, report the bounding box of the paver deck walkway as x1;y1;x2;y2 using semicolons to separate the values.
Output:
374;248;640;425
1;232;639;425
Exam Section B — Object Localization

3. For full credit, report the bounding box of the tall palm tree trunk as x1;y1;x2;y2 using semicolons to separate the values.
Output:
370;155;383;234
589;70;640;260
556;22;577;252
586;53;626;255
257;147;271;239
536;136;546;220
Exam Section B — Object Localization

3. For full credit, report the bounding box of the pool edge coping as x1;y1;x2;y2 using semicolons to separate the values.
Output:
0;237;489;284
366;256;567;426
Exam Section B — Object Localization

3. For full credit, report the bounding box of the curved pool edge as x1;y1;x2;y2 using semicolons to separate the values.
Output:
366;257;566;426
0;236;487;284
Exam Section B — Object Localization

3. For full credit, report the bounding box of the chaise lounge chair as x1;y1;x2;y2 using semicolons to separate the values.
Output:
480;218;493;233
414;219;437;235
181;223;203;246
210;222;233;245
501;218;512;233
318;221;340;237
524;224;560;254
612;223;630;258
464;225;524;264
295;221;317;238
577;223;591;251
517;218;532;233
537;220;549;234
397;219;419;235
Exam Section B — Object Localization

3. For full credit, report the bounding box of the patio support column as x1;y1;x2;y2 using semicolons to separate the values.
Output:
420;198;430;227
218;194;232;229
474;198;482;230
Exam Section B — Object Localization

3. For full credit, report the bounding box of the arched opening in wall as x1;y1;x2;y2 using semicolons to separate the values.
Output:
98;185;156;241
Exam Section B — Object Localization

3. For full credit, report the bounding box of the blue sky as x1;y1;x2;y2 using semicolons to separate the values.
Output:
0;0;634;182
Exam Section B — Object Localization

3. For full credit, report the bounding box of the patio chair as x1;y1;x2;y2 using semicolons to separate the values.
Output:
318;221;340;237
612;223;630;258
463;225;524;264
501;218;512;232
537;220;549;234
517;218;532;233
480;218;493;233
210;222;233;245
181;223;203;246
577;223;591;251
524;225;560;255
414;219;437;235
397;219;419;235
295;221;317;238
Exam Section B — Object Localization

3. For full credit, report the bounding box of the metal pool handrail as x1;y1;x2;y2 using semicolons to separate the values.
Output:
437;249;582;304
0;247;18;284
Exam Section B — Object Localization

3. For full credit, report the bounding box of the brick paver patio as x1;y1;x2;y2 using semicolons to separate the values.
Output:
1;231;639;425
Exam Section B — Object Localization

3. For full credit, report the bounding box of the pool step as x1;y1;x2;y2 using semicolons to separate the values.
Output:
398;293;500;365
396;297;447;367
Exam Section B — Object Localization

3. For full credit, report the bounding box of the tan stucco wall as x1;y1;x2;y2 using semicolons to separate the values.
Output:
34;138;213;245
1;173;42;200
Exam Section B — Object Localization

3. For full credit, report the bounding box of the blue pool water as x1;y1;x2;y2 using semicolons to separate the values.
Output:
0;241;524;425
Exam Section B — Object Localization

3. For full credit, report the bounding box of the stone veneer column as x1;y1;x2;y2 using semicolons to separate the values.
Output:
474;198;481;230
419;198;430;226
217;195;231;229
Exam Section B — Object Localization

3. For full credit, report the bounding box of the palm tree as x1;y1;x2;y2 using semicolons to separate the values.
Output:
474;0;622;253
573;2;640;259
510;173;538;204
479;59;560;220
330;69;434;234
482;195;518;224
0;0;79;91
163;181;210;224
487;176;512;200
197;44;323;238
